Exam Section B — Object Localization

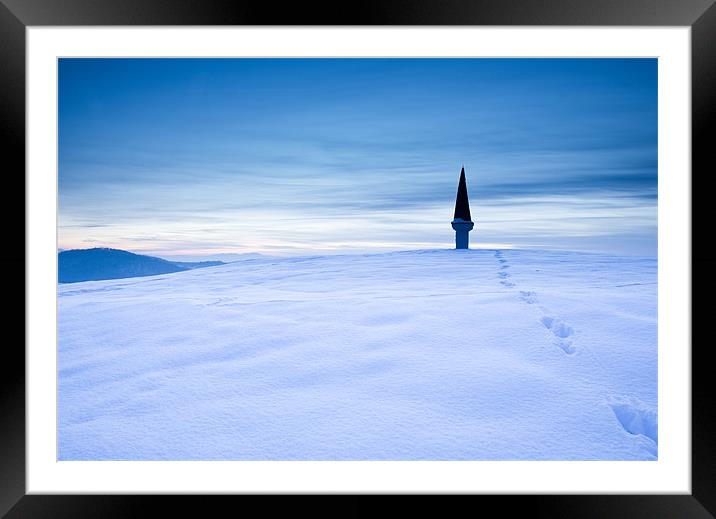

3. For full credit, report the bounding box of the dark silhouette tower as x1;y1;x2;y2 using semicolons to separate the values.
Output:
451;166;474;249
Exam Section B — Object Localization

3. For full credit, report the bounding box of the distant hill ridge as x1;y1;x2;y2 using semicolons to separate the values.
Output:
58;248;223;283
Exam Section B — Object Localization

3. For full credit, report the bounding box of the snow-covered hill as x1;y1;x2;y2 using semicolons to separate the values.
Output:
58;248;224;283
58;249;657;460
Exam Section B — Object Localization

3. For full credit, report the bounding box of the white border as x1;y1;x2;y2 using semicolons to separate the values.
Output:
27;27;691;493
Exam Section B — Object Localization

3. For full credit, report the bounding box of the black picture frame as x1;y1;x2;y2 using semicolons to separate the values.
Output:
3;0;715;516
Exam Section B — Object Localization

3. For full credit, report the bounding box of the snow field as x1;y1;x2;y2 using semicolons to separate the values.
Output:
58;249;657;460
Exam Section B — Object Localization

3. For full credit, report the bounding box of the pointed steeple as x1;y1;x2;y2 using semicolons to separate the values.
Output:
453;166;472;222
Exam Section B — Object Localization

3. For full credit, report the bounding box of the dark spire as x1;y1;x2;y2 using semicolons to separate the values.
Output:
453;166;472;221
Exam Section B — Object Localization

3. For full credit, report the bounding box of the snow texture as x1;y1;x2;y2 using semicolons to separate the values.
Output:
58;249;657;460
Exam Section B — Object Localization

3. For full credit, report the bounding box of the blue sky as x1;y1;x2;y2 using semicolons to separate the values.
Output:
58;58;657;257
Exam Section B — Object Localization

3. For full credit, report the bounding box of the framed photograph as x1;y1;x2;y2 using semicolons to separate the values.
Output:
5;0;715;516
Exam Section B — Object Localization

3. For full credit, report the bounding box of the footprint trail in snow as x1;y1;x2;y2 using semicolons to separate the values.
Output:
493;249;657;456
494;250;576;355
